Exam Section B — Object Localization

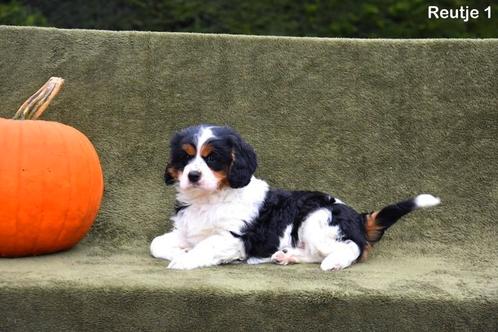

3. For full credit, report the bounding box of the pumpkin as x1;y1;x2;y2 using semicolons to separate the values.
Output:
0;77;104;257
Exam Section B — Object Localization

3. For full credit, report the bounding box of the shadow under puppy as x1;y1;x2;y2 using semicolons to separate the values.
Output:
151;125;440;270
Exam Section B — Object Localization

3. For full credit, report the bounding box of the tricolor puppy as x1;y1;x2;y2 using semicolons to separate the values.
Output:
150;125;441;270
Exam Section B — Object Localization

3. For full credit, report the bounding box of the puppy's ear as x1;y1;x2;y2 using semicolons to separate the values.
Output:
164;163;177;185
227;134;257;188
164;130;185;186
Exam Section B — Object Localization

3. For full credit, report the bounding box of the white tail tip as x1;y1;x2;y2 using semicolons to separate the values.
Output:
415;194;441;208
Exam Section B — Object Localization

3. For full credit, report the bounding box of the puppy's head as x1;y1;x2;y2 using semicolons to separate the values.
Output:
164;125;257;192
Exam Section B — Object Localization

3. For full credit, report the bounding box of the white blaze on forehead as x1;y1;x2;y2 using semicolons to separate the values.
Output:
178;126;219;192
195;126;216;154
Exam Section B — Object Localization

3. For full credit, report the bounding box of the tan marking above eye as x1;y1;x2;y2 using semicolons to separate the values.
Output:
182;144;196;156
200;143;214;158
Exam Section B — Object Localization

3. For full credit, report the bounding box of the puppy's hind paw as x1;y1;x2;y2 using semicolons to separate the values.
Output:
271;249;297;265
320;255;352;271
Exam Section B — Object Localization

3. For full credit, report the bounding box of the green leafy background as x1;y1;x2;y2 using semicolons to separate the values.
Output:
1;0;497;37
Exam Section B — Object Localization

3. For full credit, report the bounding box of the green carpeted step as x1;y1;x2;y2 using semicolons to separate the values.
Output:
0;244;496;331
0;26;497;331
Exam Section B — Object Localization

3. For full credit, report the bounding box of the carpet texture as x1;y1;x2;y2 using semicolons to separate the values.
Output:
0;26;497;331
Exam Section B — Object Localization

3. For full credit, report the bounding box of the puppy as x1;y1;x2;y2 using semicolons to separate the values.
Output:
150;125;440;270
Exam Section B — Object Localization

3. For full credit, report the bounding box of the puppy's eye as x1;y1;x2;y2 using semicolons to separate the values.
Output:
203;152;225;171
179;151;193;162
204;154;216;163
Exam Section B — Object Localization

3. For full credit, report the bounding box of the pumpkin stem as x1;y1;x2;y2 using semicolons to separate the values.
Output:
12;77;65;120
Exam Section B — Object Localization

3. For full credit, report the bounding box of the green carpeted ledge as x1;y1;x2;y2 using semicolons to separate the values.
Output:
0;26;497;331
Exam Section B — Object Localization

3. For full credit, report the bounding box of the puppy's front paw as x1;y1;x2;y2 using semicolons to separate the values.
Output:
168;257;198;270
150;236;169;259
167;255;208;270
150;235;190;261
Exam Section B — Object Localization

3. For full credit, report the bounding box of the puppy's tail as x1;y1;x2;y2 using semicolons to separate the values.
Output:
361;194;440;260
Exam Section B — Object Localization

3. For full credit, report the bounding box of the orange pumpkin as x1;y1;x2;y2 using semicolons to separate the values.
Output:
0;78;104;257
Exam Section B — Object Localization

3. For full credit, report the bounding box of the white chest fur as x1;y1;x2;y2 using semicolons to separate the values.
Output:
172;177;268;246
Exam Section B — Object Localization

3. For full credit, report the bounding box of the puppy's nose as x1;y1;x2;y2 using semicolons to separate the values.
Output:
188;171;201;183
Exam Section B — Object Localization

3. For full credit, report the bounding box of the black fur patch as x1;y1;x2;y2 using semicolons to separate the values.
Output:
211;127;257;188
234;189;367;258
326;203;368;252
